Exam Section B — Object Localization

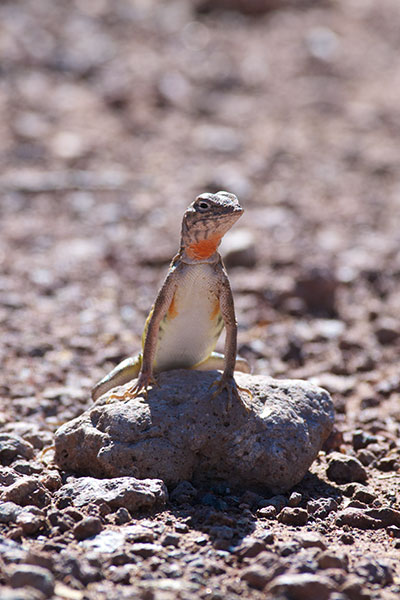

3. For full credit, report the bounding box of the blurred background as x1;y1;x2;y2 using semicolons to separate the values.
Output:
1;0;400;424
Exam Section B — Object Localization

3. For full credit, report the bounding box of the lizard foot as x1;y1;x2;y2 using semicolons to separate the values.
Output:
108;372;158;403
209;375;252;415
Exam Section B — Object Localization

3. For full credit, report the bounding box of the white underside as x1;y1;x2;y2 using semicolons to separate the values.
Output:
154;263;222;372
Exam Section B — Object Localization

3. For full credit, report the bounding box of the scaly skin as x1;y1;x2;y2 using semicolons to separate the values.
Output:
91;191;251;410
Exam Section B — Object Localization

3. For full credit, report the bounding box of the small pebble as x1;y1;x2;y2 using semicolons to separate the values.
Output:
170;481;197;504
161;533;181;547
340;533;355;545
374;319;400;345
317;550;349;571
387;525;400;538
356;449;375;466
278;541;300;556
107;565;131;584
15;509;45;536
352;487;376;505
268;573;334;600
352;430;376;451
194;536;208;546
241;564;270;590
221;229;257;268
257;506;277;519
130;543;163;558
355;558;394;586
298;533;326;550
326;453;367;484
256;529;274;544
9;565;54;598
307;498;338;519
259;495;287;512
114;507;131;525
235;537;267;559
340;576;370;600
376;456;399;472
0;502;22;524
2;477;51;508
288;492;302;507
277;507;308;526
0;434;34;465
73;517;103;541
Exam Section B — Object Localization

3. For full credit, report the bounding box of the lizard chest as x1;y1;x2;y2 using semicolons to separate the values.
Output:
154;263;223;371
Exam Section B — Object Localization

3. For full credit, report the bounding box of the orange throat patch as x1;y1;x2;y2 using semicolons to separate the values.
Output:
186;234;222;260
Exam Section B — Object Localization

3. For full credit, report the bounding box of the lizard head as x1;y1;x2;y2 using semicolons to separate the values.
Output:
181;191;243;261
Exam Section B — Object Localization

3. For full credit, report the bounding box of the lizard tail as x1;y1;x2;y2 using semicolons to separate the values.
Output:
91;354;142;401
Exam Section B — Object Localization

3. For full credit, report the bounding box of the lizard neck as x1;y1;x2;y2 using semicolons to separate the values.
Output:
179;248;220;264
179;220;223;263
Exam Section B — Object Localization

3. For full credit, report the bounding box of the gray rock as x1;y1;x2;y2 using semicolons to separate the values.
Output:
114;507;131;525
55;476;167;512
54;371;334;493
356;449;375;466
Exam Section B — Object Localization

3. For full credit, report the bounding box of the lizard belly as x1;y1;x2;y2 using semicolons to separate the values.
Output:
153;264;223;372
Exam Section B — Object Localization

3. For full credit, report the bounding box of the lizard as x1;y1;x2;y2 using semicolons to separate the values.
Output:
91;190;251;409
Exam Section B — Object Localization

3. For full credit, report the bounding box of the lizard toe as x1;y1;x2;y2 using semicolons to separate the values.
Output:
209;376;251;415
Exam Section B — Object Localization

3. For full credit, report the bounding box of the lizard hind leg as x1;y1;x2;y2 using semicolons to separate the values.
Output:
91;354;142;402
193;351;251;374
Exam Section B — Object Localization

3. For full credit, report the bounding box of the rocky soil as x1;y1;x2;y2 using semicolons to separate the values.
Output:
1;0;400;599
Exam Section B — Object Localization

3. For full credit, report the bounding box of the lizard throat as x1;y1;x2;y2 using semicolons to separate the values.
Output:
186;234;222;260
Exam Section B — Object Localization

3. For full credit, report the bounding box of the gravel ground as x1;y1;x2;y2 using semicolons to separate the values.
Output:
1;1;400;598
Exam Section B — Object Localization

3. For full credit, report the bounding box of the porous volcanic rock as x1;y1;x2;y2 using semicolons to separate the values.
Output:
56;476;167;512
54;371;334;493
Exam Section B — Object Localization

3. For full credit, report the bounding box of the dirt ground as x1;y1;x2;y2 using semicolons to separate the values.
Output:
1;0;400;598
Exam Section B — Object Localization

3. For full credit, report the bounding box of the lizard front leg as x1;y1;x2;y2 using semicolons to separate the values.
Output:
210;266;252;413
112;266;179;402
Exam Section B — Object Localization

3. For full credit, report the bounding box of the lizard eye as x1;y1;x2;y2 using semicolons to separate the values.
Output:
196;200;211;212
